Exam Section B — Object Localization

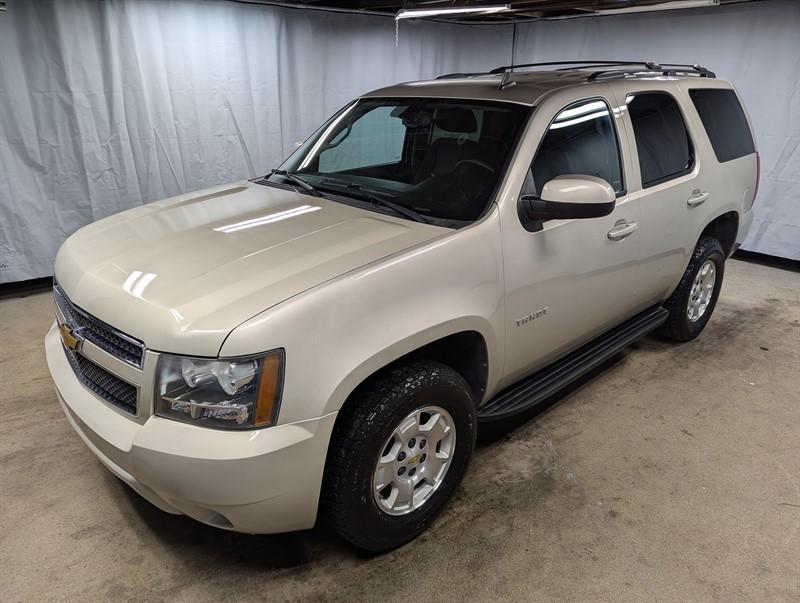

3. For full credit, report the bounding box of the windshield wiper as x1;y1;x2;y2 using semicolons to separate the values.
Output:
317;178;431;225
270;169;321;197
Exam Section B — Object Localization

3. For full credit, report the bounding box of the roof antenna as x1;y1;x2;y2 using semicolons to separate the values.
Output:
499;23;518;90
498;68;516;90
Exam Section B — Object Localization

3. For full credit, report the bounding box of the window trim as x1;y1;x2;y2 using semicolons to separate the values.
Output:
525;96;627;200
625;90;696;189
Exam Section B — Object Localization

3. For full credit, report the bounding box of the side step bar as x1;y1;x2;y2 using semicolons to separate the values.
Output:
478;306;669;422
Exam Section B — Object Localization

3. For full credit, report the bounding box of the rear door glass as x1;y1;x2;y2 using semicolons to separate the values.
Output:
626;92;694;188
689;88;755;163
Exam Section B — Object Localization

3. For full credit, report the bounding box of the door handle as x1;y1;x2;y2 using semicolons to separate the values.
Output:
607;221;638;241
687;190;710;207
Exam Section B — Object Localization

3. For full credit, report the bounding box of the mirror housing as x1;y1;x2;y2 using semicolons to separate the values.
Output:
518;175;616;232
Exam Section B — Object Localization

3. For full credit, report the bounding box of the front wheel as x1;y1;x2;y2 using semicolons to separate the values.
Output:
659;236;725;342
323;361;476;552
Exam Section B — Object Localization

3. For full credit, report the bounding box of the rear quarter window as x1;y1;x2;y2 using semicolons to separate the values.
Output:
689;88;755;163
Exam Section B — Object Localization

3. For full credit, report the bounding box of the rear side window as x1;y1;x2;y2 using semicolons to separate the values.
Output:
689;88;755;162
626;93;693;188
529;98;623;195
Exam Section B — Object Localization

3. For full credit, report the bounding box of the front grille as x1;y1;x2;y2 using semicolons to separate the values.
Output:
64;347;138;415
54;283;145;368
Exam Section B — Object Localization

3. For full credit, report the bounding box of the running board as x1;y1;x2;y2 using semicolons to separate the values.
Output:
478;306;668;422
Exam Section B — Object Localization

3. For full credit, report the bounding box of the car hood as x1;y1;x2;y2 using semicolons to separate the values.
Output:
55;181;447;356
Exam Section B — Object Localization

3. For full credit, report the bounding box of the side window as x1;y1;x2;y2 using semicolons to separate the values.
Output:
689;88;755;163
626;92;693;188
529;99;623;196
319;106;405;172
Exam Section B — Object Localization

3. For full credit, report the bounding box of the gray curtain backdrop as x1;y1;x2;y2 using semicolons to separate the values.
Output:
0;0;797;283
512;0;800;262
0;0;512;282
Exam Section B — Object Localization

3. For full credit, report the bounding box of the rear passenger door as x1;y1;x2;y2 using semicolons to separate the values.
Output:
613;87;709;303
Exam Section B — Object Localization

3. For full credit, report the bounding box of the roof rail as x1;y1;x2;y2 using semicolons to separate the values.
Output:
435;72;485;80
435;61;715;88
587;63;716;80
436;60;653;80
488;60;658;74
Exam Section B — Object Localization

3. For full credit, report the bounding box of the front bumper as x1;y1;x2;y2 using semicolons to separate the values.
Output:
45;321;336;533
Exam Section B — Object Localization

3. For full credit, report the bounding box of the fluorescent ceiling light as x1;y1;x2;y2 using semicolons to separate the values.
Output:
395;4;511;20
594;0;718;16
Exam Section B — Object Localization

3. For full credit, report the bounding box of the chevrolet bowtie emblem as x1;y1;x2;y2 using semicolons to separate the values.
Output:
59;322;85;353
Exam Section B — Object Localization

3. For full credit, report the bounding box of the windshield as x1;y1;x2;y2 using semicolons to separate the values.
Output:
277;98;529;224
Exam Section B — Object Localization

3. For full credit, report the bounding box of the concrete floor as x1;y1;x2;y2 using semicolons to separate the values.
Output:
1;258;798;601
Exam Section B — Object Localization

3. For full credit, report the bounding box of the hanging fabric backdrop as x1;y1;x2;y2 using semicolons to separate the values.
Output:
0;0;797;283
0;0;511;283
512;0;800;262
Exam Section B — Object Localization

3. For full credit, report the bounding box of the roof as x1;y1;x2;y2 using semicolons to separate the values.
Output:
362;62;718;106
363;71;588;106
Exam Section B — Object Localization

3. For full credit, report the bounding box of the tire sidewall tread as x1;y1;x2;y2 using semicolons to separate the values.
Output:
323;360;476;552
660;236;725;342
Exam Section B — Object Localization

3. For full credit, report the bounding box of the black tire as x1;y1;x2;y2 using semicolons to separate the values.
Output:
659;236;725;342
323;360;476;552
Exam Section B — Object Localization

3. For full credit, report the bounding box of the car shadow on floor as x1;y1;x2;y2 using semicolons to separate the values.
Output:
475;334;673;445
114;471;357;570
114;334;674;566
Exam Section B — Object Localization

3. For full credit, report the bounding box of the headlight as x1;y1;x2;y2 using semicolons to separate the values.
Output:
154;350;284;429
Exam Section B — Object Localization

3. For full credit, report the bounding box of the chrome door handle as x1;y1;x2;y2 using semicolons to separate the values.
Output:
687;190;710;207
607;221;638;241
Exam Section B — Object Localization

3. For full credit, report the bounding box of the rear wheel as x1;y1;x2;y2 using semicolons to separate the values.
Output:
660;236;725;342
323;360;476;552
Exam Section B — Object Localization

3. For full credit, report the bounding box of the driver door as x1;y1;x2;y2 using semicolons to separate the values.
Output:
500;92;648;386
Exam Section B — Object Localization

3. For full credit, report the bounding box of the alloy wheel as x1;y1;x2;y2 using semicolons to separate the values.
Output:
372;405;456;516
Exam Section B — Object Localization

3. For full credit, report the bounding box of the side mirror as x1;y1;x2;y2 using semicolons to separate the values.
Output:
518;175;616;232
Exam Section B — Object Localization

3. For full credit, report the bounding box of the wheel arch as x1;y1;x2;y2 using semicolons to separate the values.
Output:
699;210;739;258
326;320;494;421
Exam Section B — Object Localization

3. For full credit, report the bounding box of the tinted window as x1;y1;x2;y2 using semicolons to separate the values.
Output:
689;88;755;162
627;93;693;187
530;99;623;196
279;98;528;223
319;106;405;172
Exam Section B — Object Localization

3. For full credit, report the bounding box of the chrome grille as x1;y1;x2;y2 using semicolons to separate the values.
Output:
63;347;138;415
53;282;145;368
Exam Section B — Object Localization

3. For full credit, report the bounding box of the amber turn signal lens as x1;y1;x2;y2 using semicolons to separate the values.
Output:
254;352;282;426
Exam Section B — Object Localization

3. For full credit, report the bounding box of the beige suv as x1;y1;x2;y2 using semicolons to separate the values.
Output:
46;61;758;551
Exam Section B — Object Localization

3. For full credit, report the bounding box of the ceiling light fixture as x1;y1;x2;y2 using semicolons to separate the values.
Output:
395;4;511;20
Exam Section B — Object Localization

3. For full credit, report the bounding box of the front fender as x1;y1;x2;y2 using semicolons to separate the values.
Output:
220;211;505;424
326;316;496;418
